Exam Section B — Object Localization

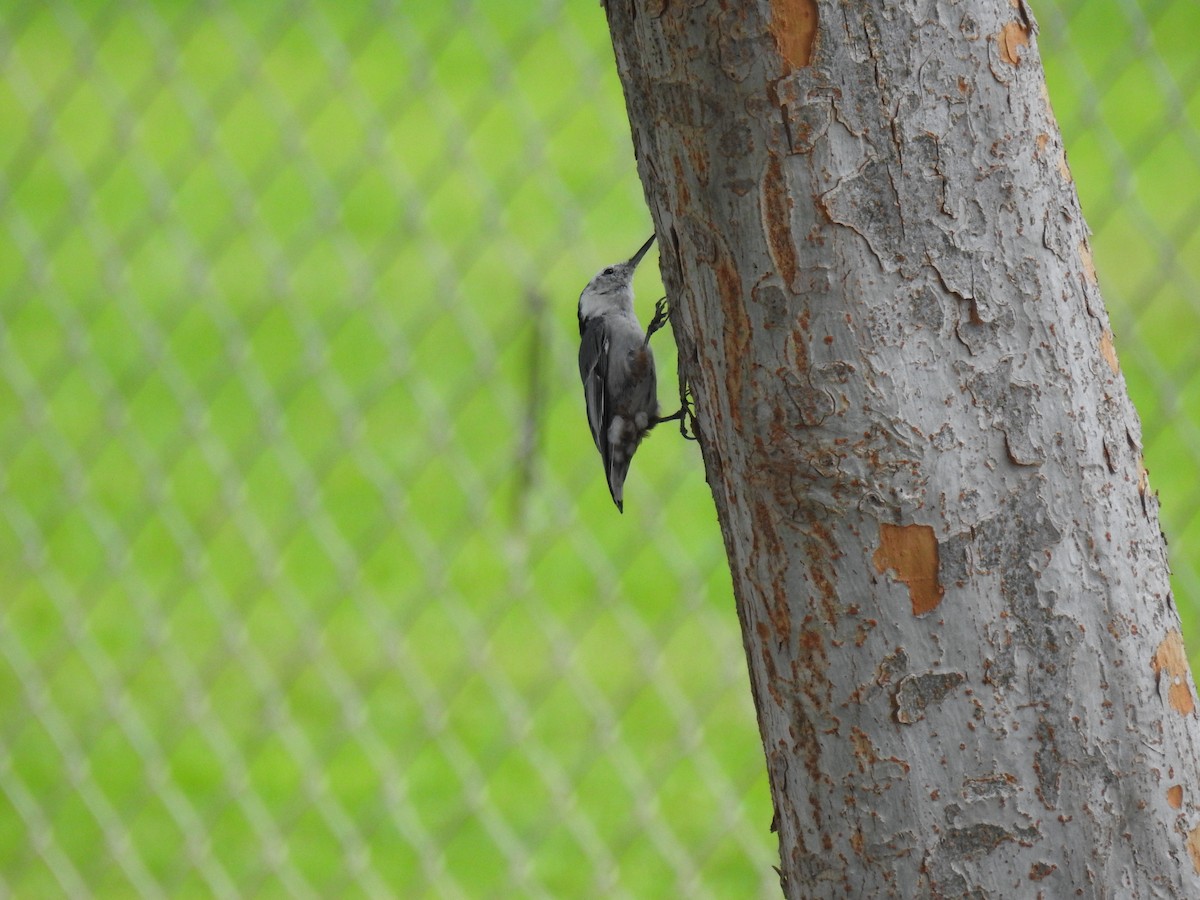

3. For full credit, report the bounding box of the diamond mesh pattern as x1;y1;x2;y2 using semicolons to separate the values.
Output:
1;1;1197;895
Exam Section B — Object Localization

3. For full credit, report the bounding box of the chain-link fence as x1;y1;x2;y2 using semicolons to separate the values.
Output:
1;1;1197;896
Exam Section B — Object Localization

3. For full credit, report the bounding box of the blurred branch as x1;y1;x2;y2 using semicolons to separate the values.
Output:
513;287;547;525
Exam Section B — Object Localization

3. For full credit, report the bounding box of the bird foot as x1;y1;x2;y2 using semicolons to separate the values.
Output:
655;382;699;441
645;296;670;343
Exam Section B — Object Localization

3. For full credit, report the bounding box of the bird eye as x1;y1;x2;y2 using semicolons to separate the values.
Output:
603;267;614;276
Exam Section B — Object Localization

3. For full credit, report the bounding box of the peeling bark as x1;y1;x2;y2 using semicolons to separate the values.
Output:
606;0;1200;896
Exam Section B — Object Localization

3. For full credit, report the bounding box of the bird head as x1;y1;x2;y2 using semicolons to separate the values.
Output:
578;233;656;323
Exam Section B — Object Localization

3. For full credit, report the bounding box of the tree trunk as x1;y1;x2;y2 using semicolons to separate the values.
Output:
605;1;1200;896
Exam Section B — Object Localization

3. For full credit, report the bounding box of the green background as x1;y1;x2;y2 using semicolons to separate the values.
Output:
1;1;1198;896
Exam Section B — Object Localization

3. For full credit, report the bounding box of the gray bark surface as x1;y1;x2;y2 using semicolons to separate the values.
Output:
605;0;1200;896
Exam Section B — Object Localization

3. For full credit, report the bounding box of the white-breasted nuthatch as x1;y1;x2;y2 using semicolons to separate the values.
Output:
578;233;683;512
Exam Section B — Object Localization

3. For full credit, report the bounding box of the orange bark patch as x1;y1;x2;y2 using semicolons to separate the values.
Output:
1152;631;1196;717
769;0;818;69
1099;329;1119;376
850;727;878;772
873;523;944;616
1189;825;1200;874
1029;862;1057;881
1079;241;1098;285
715;250;749;431
761;157;798;291
1168;785;1183;809
753;501;792;640
849;827;864;856
999;21;1029;66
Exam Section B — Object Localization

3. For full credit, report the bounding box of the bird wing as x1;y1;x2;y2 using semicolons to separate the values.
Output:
578;317;611;463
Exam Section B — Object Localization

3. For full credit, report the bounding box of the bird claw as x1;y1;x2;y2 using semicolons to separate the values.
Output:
656;381;699;441
677;383;699;441
646;296;670;341
643;296;699;441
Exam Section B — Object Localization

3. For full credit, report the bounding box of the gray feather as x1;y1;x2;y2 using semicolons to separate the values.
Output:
576;234;659;512
578;318;609;456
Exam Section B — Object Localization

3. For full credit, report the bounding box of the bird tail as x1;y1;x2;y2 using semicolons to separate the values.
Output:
606;457;631;513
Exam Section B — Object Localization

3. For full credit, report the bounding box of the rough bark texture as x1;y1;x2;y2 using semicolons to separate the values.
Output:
605;0;1200;896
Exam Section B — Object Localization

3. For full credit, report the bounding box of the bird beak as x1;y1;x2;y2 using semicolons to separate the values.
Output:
628;233;656;270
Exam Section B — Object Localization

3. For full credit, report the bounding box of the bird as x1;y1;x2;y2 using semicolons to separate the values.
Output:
577;233;681;512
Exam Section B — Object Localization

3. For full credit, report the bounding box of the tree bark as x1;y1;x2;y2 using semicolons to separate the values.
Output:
605;0;1200;896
